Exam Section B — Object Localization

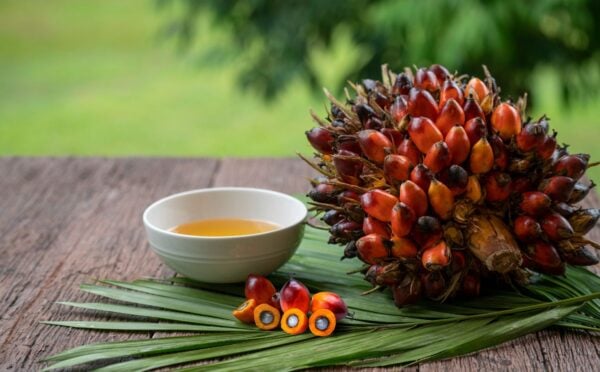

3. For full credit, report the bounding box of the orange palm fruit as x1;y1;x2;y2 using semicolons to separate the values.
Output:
280;278;311;314
469;137;494;174
281;308;309;335
309;308;337;337
407;116;444;154
439;79;464;108
423;141;452;173
254;303;281;331
445;125;470;165
410;164;433;192
390;236;419;259
407;88;439;121
484;172;512;202
465;175;483;202
463;117;487;146
399;180;428;217
390;202;416;237
362;216;390;238
357;129;393;164
421;240;451;271
232;299;257;324
360;189;398;222
356;233;390;264
491;102;522;140
465;77;489;103
396;137;421;166
435;99;465;136
311;292;348;320
383;154;413;184
428;178;455;220
414;67;439;92
463;94;485;122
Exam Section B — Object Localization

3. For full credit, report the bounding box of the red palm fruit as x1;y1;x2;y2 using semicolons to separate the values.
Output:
421;271;446;299
429;64;450;85
392;72;413;96
391;202;416;237
357;130;393;164
407;88;439;121
392;275;422;306
536;133;557;160
451;250;467;273
330;220;361;241
245;274;277;305
428;178;454;220
354;103;376;124
513;177;534;193
423;141;452;173
519;191;552;217
435;99;465;136
421;240;451;271
322;210;344;226
364;117;384;130
568;181;595;203
407;116;444;154
311;292;348;321
439;165;469;195
464;117;487;146
561;246;599;266
411;216;443;249
390;236;418;259
384;154;413;184
308;183;337;203
439;79;464;108
356;233;390;264
396;137;421;165
463;94;485;122
306;127;334;154
280;278;311;313
465;175;483;202
365;263;399;286
337;136;362;155
491;102;522;140
399;180;428;217
516;122;545;152
414;68;439;92
538;176;575;202
360;189;398;222
337;190;360;205
541;213;574;241
410;164;433;192
484;172;512;202
489;135;509;170
513;215;542;243
466;77;489;103
461;273;481;297
525;241;565;275
553;154;589;180
445;125;470;164
390;95;409;123
469;137;494;174
381;128;403;148
362;216;390;238
568;208;600;235
333;150;363;185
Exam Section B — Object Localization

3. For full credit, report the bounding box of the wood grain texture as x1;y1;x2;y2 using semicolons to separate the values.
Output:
0;157;598;371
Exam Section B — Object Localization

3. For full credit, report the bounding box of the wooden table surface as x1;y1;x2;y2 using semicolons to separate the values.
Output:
1;157;599;371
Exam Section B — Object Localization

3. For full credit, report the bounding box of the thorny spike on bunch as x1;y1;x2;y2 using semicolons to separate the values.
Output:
303;63;598;307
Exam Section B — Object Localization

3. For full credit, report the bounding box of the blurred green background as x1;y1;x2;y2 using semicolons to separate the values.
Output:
0;0;598;179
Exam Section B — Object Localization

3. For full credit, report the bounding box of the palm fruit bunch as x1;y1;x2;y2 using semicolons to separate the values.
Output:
303;64;600;307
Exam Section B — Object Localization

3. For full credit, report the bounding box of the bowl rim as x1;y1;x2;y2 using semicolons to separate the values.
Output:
142;187;307;240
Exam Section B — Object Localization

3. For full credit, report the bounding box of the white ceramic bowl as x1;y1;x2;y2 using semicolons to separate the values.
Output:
143;187;307;283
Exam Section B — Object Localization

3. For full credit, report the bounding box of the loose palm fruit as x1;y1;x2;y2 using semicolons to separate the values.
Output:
491;102;522;140
519;191;552;217
439;79;464;107
465;175;483;202
356;233;390;264
464;117;487;146
396;137;421;165
309;309;337;337
358;130;393;164
553;154;589;180
254;303;281;331
484;172;512;202
421;240;451;270
513;215;542;243
424;141;452;173
392;275;422;306
541;213;574;241
232;299;257;324
445;125;470;165
435;99;465;136
391;202;416;237
414;68;439;92
568;208;600;235
466;77;489;103
428;178;454;220
516;122;545;152
463;94;485;121
390;236;419;259
281;308;308;335
399;180;428;217
538;176;575;202
311;292;348;320
384;154;413;184
411;216;443;249
524;241;565;275
333;150;363;185
408;88;439;120
245;274;277;306
469;137;494;174
360;189;398;222
407;117;444;154
306;127;334;154
410;164;433;192
363;216;390;238
280;278;311;314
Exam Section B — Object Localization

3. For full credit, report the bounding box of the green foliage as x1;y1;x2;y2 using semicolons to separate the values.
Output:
164;0;600;101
